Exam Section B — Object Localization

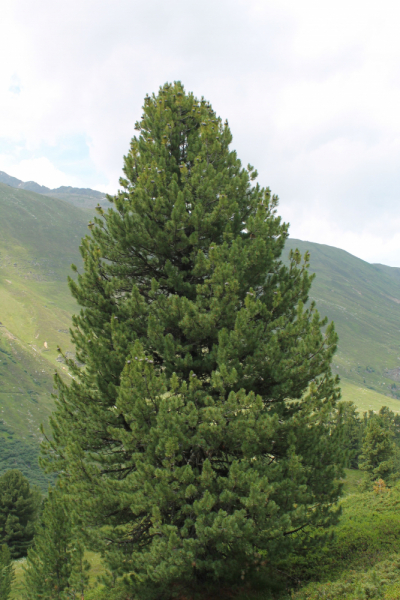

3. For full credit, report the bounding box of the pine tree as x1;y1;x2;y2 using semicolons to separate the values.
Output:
22;487;89;600
0;470;41;558
0;544;14;599
43;82;343;597
64;540;90;600
374;406;400;447
336;401;363;468
359;415;397;483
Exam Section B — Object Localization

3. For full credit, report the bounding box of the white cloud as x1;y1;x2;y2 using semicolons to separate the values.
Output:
2;0;400;264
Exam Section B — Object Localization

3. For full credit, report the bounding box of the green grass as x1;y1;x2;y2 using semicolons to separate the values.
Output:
279;478;400;599
0;169;107;209
44;190;106;209
340;378;400;413
340;467;367;496
0;333;56;490
291;557;400;599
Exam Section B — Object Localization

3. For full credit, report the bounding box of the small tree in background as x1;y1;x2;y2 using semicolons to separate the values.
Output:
44;82;343;598
374;406;400;447
22;487;89;600
359;416;397;483
0;544;14;600
0;470;41;558
336;401;363;469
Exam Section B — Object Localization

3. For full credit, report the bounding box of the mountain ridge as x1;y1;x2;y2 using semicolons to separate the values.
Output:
0;170;107;209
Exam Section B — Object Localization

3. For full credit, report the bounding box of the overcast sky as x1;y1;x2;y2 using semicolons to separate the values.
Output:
2;0;400;265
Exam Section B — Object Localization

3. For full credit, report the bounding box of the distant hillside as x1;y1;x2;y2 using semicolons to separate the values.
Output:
0;180;88;370
0;170;107;209
286;239;400;400
0;182;89;488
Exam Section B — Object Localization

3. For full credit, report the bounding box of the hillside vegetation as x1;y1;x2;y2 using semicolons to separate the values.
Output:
0;182;89;487
0;182;87;362
285;238;400;398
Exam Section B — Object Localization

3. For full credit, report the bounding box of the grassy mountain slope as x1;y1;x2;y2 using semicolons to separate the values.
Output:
0;333;55;489
286;239;400;401
0;182;88;364
43;187;106;209
0;183;89;487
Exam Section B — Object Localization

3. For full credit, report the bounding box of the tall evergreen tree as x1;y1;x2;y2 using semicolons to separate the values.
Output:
43;82;343;597
0;544;14;599
0;470;41;558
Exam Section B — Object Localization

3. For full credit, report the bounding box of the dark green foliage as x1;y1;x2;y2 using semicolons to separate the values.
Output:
359;414;398;483
336;401;364;468
333;404;400;476
44;82;343;597
64;540;91;600
0;469;41;558
0;544;14;599
0;433;54;492
370;406;400;447
23;487;90;600
291;556;400;599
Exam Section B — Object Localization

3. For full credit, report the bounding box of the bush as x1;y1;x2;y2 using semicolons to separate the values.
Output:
291;556;400;599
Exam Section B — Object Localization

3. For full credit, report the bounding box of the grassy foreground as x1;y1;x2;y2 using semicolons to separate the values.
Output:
288;480;400;599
